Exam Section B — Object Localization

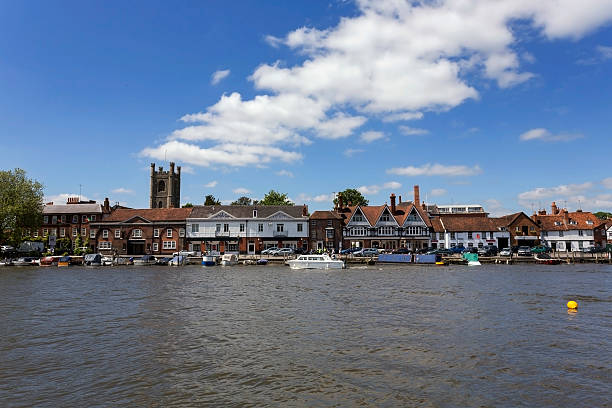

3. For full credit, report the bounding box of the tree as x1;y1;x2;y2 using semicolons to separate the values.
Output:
182;203;194;208
0;168;44;246
259;190;293;206
231;196;253;206
204;195;221;205
333;188;368;208
594;211;612;220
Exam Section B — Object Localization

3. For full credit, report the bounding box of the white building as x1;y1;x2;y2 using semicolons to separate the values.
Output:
186;205;309;254
532;205;606;251
431;213;511;249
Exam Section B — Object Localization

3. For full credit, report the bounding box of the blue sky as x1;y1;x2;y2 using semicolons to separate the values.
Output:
2;0;612;215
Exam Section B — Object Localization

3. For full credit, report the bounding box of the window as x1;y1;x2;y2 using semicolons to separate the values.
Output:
153;229;160;237
72;215;78;223
216;224;221;232
33;231;39;238
102;230;108;238
559;231;564;237
326;229;334;239
578;230;583;236
82;215;87;222
258;223;264;232
276;224;284;232
98;242;112;250
240;224;245;232
468;242;474;247
311;220;316;227
60;228;65;237
515;226;520;232
163;241;176;249
72;228;77;237
191;224;199;233
43;216;48;224
115;230;121;238
223;223;229;232
489;232;494;239
586;220;594;225
450;232;456;239
153;243;159;251
543;231;548;237
253;210;258;218
179;228;185;237
91;215;96;221
530;226;535;231
49;229;56;236
351;227;367;236
380;213;390;222
52;216;57;224
586;230;593;236
227;243;238;252
297;223;303;232
81;228;86;236
353;214;364;222
61;215;66;223
467;232;473;239
91;230;97;239
167;229;173;238
378;226;393;235
133;229;142;238
158;180;165;192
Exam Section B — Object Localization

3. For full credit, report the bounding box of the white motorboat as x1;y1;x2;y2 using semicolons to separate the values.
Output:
202;254;218;266
101;256;113;266
13;257;38;266
133;255;156;266
220;253;238;266
169;255;186;266
287;254;345;270
84;253;103;266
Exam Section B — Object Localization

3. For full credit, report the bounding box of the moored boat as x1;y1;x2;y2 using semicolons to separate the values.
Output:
40;256;59;267
202;254;218;266
287;254;344;270
133;255;156;266
57;256;71;267
13;257;38;266
534;253;562;265
83;253;103;266
168;255;186;266
462;252;481;266
220;253;238;266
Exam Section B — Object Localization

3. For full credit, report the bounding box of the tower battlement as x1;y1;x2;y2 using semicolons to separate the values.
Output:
150;162;181;208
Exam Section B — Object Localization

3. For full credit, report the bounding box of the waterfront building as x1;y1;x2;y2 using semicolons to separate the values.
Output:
186;205;309;255
91;207;192;255
341;187;432;251
430;212;511;249
606;221;612;244
436;204;485;214
531;203;605;251
309;210;344;253
39;197;111;251
150;162;181;209
491;212;540;248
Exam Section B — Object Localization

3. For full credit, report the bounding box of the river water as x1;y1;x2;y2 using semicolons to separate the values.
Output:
0;264;610;407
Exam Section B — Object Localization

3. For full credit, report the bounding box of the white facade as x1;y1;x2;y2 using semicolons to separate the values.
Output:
439;230;510;249
541;229;595;251
437;204;484;214
607;225;612;243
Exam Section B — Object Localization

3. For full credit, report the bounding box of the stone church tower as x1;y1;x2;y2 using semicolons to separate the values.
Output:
150;162;181;208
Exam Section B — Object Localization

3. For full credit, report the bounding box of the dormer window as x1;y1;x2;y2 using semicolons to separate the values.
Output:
554;221;561;226
569;220;577;225
586;220;593;225
380;213;390;222
253;210;257;218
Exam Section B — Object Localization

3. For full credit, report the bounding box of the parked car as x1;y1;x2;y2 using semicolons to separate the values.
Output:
340;247;360;255
416;247;435;254
517;246;531;256
449;246;465;254
427;248;452;255
530;245;551;254
293;247;307;255
155;257;172;265
354;248;379;257
462;247;478;254
173;250;195;257
261;247;279;255
582;245;605;253
478;246;497;256
499;248;512;256
392;247;411;254
273;248;294;256
0;245;15;252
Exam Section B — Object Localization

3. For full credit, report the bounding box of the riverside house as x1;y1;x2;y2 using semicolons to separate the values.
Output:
431;212;511;250
186;205;309;255
309;210;344;253
91;208;192;256
491;212;541;248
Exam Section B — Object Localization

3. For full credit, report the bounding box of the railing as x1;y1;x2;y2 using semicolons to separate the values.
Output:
273;231;288;237
215;231;231;237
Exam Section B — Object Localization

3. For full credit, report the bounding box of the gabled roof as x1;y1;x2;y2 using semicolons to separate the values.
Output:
533;211;603;231
393;203;432;227
98;208;193;222
491;212;539;228
435;213;500;232
43;203;103;214
189;205;307;219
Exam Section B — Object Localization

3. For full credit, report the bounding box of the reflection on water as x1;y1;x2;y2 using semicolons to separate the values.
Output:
1;264;610;407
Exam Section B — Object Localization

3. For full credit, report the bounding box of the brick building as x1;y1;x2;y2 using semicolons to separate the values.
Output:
491;211;540;247
91;207;192;256
309;210;344;252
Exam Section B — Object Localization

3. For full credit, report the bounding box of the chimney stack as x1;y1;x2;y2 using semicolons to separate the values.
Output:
422;201;427;211
390;193;396;214
413;185;420;206
562;208;569;223
103;197;110;213
399;195;402;203
302;204;308;217
551;201;558;215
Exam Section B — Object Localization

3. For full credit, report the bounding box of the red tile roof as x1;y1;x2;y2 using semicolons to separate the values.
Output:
533;211;603;231
99;208;193;222
436;213;499;232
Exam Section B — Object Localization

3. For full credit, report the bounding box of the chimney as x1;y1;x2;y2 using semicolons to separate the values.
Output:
562;209;569;223
302;204;308;217
103;197;110;213
67;197;79;204
338;193;344;210
413;185;420;206
551;202;558;215
538;209;547;215
399;195;402;203
422;201;426;211
390;193;396;214
170;162;175;174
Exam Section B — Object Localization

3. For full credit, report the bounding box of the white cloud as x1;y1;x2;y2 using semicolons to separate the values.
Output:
360;131;385;143
142;0;612;167
518;182;594;202
233;187;251;194
204;181;218;188
597;45;612;59
519;128;583;142
484;199;514;217
296;193;335;203
44;193;90;204
111;188;134;194
344;148;364;157
387;163;482;177
430;188;447;197
399;126;429;136
276;169;294;177
357;181;402;195
602;177;612;189
180;166;196;174
211;69;230;85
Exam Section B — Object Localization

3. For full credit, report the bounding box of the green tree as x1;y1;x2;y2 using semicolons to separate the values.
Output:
204;194;221;205
594;211;612;220
55;237;72;255
231;196;253;206
73;234;83;255
182;202;194;208
0;168;44;246
259;190;293;206
333;189;368;207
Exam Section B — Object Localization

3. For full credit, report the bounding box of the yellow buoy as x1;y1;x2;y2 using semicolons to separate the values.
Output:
567;300;578;309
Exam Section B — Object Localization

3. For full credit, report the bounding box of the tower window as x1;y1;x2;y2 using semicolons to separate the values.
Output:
158;201;163;208
158;180;166;192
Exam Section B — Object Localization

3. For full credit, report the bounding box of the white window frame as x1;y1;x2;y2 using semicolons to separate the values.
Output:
162;241;176;249
133;229;143;238
43;216;48;224
98;241;112;250
297;223;303;232
166;229;173;238
153;229;160;238
152;243;159;252
240;224;245;232
81;228;86;236
102;230;108;238
179;228;185;237
91;230;97;239
258;223;264;232
72;215;78;223
115;229;121;238
82;215;87;222
60;228;65;237
191;224;199;233
72;228;77;237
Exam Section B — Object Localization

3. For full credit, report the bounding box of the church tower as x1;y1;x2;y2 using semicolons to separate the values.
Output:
150;162;181;208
